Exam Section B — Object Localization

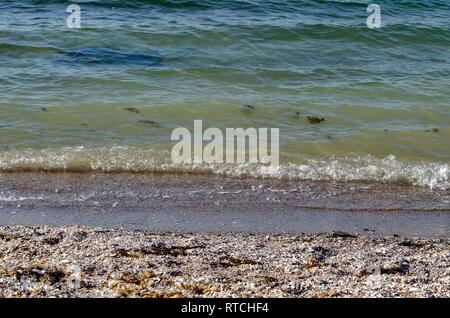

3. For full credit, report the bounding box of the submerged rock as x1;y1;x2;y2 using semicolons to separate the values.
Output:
124;107;140;114
242;104;256;111
138;120;158;125
307;116;325;124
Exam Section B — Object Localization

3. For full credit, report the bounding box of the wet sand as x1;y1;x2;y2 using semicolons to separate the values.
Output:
0;173;448;298
0;172;448;237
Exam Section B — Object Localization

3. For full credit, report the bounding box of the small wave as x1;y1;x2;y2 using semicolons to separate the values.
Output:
56;46;163;67
0;147;448;190
0;43;60;54
29;0;210;9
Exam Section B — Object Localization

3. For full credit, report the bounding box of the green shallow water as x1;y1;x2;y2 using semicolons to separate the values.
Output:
0;0;449;188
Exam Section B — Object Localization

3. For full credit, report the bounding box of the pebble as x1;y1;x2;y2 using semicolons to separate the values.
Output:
0;225;447;298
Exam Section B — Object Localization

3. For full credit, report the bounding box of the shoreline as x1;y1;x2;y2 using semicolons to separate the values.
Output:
0;172;448;237
0;172;450;237
0;225;448;298
0;173;448;298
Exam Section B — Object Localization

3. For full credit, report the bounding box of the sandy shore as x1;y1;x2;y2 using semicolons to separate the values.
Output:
0;173;448;298
0;172;449;236
0;225;448;298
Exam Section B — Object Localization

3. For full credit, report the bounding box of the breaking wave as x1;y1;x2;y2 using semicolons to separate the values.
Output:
0;147;448;190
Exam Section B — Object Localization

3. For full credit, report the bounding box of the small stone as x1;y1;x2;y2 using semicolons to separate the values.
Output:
124;107;140;114
307;116;325;124
138;120;158;125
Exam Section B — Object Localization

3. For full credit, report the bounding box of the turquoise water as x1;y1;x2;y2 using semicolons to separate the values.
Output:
0;0;449;188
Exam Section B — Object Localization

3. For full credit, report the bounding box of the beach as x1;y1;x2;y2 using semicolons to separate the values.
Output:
0;172;448;298
0;225;448;298
0;172;449;236
1;0;449;299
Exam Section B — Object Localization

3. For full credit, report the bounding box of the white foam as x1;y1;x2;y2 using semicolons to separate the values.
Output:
0;147;448;190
